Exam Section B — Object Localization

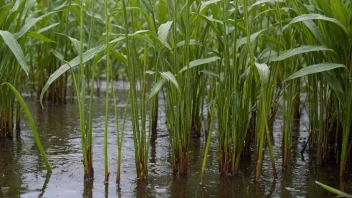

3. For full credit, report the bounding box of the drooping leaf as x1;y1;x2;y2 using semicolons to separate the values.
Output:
51;50;64;61
2;82;52;173
323;72;344;105
27;31;55;43
40;44;106;107
160;71;179;91
147;78;167;101
322;71;344;93
200;0;221;14
302;20;325;46
258;49;278;63
199;70;219;78
315;181;352;198
15;11;58;39
284;63;345;81
0;30;28;75
179;56;220;73
110;49;127;65
282;14;347;34
40;37;126;107
37;23;60;33
249;0;283;12
158;21;173;47
271;46;332;62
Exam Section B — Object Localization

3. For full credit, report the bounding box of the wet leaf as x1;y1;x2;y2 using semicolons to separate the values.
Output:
160;71;179;91
40;37;126;107
284;63;345;81
158;21;173;47
249;0;283;11
110;49;127;65
15;11;57;39
179;56;220;73
147;78;166;101
271;46;332;62
282;14;347;34
27;31;55;43
236;29;267;49
0;30;28;75
200;0;220;14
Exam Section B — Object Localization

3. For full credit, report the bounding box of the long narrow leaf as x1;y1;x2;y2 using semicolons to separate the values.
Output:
0;30;29;75
179;56;220;73
39;37;125;107
282;14;347;33
2;83;52;172
284;63;345;81
160;71;180;91
147;78;167;101
271;46;332;62
315;181;352;197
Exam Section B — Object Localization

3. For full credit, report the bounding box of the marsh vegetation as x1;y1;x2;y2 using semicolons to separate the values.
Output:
0;0;352;196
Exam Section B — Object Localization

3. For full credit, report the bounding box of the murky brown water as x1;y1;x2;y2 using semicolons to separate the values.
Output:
0;89;352;197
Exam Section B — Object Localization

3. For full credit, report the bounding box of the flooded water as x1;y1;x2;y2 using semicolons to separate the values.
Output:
1;89;352;197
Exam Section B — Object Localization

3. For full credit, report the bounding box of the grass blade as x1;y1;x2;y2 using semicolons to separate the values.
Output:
0;30;29;75
315;181;352;197
271;46;332;62
284;63;345;81
1;82;52;173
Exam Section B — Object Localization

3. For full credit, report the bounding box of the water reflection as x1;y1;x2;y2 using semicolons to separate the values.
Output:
1;93;352;197
171;175;188;197
83;180;93;198
38;173;51;197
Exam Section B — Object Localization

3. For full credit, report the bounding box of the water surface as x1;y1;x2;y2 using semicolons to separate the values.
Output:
0;91;351;197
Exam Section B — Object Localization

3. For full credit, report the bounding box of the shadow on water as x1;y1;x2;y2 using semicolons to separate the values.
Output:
1;90;352;197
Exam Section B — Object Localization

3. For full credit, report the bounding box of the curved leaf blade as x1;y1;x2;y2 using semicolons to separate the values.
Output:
147;78;167;101
27;31;55;43
179;56;220;73
158;21;173;47
160;71;179;91
271;46;332;62
282;14;347;33
2;82;52;172
315;181;352;198
284;63;345;81
0;30;28;75
237;29;267;49
40;44;106;107
40;37;125;107
15;11;58;39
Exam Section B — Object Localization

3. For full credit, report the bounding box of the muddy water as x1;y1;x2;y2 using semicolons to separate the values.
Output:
0;90;352;197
